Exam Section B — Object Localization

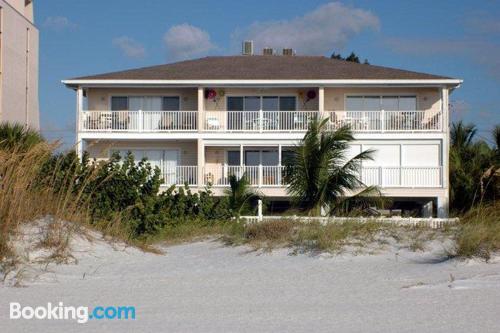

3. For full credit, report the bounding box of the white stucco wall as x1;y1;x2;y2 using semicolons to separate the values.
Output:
0;0;39;129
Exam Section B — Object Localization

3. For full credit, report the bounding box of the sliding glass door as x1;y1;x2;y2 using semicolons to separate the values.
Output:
227;96;296;130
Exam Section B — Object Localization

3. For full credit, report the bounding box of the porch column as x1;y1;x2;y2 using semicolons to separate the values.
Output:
278;144;282;166
240;144;244;167
197;138;205;189
76;87;84;160
440;87;450;217
318;86;325;120
197;87;204;133
437;196;449;218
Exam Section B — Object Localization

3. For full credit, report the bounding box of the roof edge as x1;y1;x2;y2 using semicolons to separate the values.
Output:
62;78;463;88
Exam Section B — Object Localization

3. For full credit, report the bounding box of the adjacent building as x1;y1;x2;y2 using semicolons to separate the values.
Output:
63;45;461;217
0;0;39;129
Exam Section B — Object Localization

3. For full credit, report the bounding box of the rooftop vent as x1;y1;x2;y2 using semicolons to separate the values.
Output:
262;47;274;56
282;48;295;56
242;41;254;56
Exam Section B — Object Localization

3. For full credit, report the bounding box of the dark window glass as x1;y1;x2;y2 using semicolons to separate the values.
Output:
162;97;180;111
263;96;279;111
227;97;244;111
244;97;260;111
111;97;128;111
281;150;294;166
262;151;279;166
244;151;260;166
279;97;296;111
227;151;240;166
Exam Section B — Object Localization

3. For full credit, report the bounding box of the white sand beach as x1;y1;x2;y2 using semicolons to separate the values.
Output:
2;226;500;333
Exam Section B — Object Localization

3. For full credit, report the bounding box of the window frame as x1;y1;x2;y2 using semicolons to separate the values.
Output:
109;95;182;111
226;95;298;111
344;94;418;111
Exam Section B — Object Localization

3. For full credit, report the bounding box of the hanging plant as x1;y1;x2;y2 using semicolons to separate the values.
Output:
306;90;317;102
205;88;217;100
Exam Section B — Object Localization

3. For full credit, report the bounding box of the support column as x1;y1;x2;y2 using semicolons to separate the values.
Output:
197;87;204;133
318;86;325;120
278;144;282;165
197;138;205;189
422;200;433;218
437;196;449;218
240;144;244;167
76;87;84;160
441;87;450;218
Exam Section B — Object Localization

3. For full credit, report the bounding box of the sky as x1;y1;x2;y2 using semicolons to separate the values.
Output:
37;0;500;146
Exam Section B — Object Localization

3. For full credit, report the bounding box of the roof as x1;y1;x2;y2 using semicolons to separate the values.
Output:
65;55;460;84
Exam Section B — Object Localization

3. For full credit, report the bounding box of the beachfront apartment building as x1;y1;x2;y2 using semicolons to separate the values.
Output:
0;0;39;129
63;46;462;217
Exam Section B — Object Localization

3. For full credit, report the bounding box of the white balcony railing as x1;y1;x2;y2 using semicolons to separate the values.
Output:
201;165;442;188
203;165;287;187
361;167;442;187
80;110;442;133
204;111;318;132
80;110;198;132
327;110;442;132
163;166;198;186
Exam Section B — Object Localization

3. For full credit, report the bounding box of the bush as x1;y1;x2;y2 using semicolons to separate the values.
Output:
38;151;232;237
452;203;500;260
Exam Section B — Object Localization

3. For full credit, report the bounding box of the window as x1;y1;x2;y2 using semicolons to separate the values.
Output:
242;150;279;166
111;96;180;111
111;97;128;111
227;96;296;111
346;95;417;111
163;97;180;111
227;151;240;166
244;151;260;166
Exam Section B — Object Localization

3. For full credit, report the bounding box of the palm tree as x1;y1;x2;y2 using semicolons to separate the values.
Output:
284;118;376;216
225;174;260;217
450;121;499;211
0;122;44;151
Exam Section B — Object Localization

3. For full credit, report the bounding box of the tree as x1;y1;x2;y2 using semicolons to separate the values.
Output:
330;51;369;64
225;174;260;217
450;121;499;212
0;122;44;151
284;118;377;216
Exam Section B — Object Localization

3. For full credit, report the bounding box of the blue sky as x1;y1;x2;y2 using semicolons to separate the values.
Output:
37;0;500;146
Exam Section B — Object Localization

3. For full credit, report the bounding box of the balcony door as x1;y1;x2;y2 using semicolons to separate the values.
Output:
227;96;296;130
164;150;179;184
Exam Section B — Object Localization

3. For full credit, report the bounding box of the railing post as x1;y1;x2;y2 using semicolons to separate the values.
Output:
380;166;384;187
259;108;263;133
257;200;263;222
381;109;385;132
258;164;263;188
138;109;143;132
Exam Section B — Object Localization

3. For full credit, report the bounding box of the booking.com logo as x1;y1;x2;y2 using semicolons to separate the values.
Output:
10;302;136;324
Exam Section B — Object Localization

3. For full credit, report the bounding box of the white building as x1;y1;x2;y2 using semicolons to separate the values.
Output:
63;47;461;217
0;0;39;129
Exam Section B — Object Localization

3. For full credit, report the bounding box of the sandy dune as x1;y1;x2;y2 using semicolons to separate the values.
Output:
2;229;500;332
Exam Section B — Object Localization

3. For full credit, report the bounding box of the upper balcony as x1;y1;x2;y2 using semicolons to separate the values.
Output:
79;109;442;133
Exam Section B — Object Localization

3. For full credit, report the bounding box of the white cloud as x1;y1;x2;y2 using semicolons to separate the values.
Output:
163;24;216;60
43;16;77;31
232;2;379;55
112;36;146;59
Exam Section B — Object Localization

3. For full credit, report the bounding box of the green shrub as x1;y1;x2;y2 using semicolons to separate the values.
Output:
38;150;232;237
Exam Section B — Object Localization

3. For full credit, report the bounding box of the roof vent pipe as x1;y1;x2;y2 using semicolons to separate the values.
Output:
262;47;274;55
242;41;254;56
